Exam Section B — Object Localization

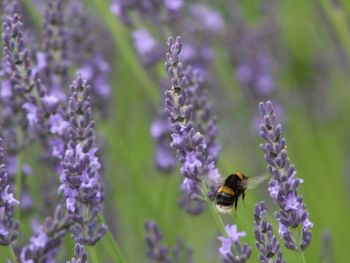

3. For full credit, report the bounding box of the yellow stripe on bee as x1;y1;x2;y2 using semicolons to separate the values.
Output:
218;186;235;195
235;172;244;180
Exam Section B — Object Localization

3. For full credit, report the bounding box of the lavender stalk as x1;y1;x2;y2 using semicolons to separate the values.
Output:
60;73;107;245
164;36;221;209
259;101;313;254
40;0;69;96
145;220;193;263
254;201;286;263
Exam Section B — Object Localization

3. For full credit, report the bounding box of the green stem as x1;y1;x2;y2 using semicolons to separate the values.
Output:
87;247;99;263
202;183;226;236
319;0;350;63
15;154;22;221
207;200;227;236
292;228;306;263
9;245;17;263
87;0;159;107
22;0;41;29
98;215;128;263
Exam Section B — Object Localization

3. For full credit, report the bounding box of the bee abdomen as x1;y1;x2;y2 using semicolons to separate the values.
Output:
216;192;235;206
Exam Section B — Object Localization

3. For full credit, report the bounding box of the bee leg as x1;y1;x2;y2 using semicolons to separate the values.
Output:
234;195;239;217
242;192;245;207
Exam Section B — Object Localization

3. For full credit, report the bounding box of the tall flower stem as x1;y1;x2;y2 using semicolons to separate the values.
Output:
202;182;226;236
87;247;99;263
292;228;306;263
98;215;128;263
319;0;350;63
9;245;17;263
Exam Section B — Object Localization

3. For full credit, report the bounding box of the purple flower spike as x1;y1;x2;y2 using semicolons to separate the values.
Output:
20;204;70;261
150;107;177;173
218;225;251;263
60;74;107;245
254;201;286;263
145;221;171;263
145;220;193;263
0;137;19;245
2;8;33;95
68;243;87;263
41;0;69;95
132;28;163;66
259;101;313;251
164;36;221;210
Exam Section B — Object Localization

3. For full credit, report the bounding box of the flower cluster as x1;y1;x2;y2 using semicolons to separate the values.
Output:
111;0;183;25
254;201;286;263
68;243;87;263
1;2;41;150
0;137;19;245
259;101;313;250
20;204;70;261
164;36;221;205
60;74;107;245
145;220;193;263
218;225;251;263
40;0;69;95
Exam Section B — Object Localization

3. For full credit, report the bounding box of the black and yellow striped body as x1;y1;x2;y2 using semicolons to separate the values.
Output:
215;172;248;214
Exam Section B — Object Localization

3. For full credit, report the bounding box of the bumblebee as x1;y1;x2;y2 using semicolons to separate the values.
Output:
215;172;267;214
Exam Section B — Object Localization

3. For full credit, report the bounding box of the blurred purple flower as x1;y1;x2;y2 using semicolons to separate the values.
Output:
164;0;183;13
67;1;112;117
259;101;313;251
49;113;69;135
218;225;251;262
320;229;333;263
132;28;163;66
189;4;224;33
145;220;193;263
41;0;69;95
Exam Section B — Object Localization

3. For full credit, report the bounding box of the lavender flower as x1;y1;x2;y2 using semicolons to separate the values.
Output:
259;101;313;251
164;36;221;208
1;1;41;149
41;0;69;96
60;74;107;245
0;138;19;245
185;67;220;162
132;28;163;66
20;204;70;262
218;225;251;263
110;0;183;25
151;80;177;173
145;221;171;263
189;4;224;33
68;243;87;263
145;220;192;263
254;201;286;263
2;8;33;95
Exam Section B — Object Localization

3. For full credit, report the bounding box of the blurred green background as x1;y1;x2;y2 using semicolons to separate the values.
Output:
2;0;350;262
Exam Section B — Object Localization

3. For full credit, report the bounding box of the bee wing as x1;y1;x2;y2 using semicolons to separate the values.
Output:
247;174;269;190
